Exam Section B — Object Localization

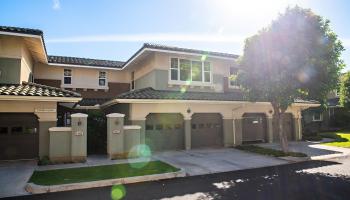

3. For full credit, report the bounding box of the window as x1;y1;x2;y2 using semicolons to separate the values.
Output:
99;71;107;86
146;124;154;130
312;112;323;122
63;69;72;84
0;127;8;135
170;58;179;80
11;127;23;134
191;61;202;81
180;59;191;81
229;67;239;87
131;71;135;90
203;62;211;83
170;58;212;83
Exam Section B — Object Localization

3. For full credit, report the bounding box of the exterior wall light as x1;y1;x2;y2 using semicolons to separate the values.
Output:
187;108;191;114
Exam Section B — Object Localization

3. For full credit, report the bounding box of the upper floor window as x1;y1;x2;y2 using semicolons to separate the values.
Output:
131;71;135;90
229;67;239;88
99;71;107;86
63;69;72;85
170;58;211;83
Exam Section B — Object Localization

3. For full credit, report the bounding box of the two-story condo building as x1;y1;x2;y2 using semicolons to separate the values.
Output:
0;26;318;160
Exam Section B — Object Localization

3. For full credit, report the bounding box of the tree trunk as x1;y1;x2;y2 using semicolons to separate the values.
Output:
272;103;289;153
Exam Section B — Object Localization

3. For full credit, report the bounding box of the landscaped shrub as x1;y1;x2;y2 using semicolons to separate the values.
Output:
38;156;50;166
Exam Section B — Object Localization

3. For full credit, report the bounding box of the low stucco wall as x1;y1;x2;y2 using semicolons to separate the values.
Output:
49;127;72;162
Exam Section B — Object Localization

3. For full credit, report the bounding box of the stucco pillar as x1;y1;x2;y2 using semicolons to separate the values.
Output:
106;113;125;159
294;117;302;141
131;119;146;144
184;117;191;150
233;117;243;146
223;118;234;147
267;116;274;143
35;111;57;158
70;113;88;162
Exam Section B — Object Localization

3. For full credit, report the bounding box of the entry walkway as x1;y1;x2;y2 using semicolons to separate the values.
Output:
153;148;289;176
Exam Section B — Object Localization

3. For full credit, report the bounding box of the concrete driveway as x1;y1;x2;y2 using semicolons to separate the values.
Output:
153;148;288;176
0;160;36;198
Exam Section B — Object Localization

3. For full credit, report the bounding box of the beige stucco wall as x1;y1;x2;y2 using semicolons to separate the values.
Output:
20;45;33;83
0;35;34;84
34;63;130;89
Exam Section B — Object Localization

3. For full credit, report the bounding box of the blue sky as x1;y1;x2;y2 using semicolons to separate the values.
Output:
1;0;349;70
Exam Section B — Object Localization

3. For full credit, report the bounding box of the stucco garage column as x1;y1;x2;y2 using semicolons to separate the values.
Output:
233;117;243;146
267;116;274;143
294;117;302;141
131;118;146;144
184;117;191;150
223;118;234;147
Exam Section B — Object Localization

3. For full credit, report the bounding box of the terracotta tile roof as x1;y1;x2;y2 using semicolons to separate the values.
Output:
77;98;110;106
0;26;43;36
0;82;81;98
48;56;124;69
117;87;244;101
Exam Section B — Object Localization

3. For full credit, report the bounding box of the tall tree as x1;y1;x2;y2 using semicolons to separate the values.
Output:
339;72;350;109
237;6;345;152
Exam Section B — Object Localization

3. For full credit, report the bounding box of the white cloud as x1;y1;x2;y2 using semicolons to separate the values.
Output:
46;33;245;43
52;0;60;10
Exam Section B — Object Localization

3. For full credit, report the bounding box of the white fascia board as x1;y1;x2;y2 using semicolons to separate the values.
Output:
112;99;267;105
47;63;122;71
0;31;48;63
0;95;82;103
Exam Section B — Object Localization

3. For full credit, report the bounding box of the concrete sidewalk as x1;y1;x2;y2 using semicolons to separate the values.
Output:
0;160;36;198
153;148;289;176
257;139;350;160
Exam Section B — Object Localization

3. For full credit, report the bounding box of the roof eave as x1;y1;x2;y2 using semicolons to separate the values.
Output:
0;95;82;103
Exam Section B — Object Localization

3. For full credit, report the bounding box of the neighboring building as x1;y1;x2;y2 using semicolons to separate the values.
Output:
0;26;318;160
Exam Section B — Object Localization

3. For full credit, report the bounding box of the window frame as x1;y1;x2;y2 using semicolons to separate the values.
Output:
98;71;107;86
312;112;323;122
63;69;72;85
169;57;213;86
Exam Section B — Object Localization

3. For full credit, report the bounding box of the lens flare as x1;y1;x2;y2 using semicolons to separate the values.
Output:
111;184;126;200
180;86;187;93
128;144;152;169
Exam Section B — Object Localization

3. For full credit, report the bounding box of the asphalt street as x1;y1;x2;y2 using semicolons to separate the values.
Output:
3;157;350;200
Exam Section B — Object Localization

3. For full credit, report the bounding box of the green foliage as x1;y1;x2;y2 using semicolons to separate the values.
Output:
29;161;180;186
319;132;350;147
236;145;307;157
238;6;345;110
87;110;107;154
38;156;50;166
339;72;350;109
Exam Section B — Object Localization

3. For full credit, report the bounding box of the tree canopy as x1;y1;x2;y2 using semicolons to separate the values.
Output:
340;72;350;109
238;6;345;109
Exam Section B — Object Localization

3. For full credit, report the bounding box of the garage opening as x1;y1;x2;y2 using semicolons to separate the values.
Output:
273;113;294;141
145;113;184;152
191;113;223;148
0;113;39;160
242;113;267;143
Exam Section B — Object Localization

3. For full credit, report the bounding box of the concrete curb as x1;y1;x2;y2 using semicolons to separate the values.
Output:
26;169;186;194
311;153;349;160
279;156;310;163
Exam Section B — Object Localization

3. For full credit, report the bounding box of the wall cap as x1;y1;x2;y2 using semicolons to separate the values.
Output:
49;127;72;132
124;125;141;130
106;113;125;118
71;113;88;118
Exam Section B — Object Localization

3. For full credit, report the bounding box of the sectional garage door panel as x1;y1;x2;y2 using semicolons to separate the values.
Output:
191;113;223;148
242;113;267;142
0;113;39;160
273;113;294;141
145;113;184;152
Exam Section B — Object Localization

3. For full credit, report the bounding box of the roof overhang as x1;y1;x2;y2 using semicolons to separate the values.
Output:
47;62;122;70
0;95;82;103
0;31;48;63
122;47;238;70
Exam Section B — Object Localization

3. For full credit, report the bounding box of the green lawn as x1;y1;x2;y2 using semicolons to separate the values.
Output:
29;161;180;186
236;145;307;157
319;131;350;148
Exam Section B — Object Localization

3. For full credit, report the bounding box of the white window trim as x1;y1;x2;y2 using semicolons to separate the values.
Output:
168;57;213;86
312;113;323;122
63;69;72;85
98;71;108;87
228;67;240;89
